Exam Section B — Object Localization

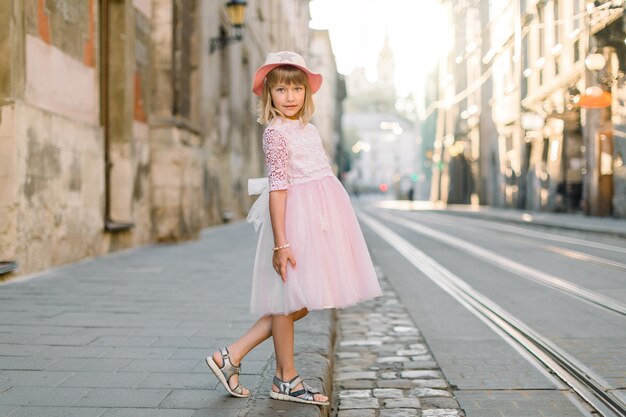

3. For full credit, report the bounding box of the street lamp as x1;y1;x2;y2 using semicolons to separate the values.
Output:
576;51;614;108
584;53;606;72
520;112;545;131
210;0;247;54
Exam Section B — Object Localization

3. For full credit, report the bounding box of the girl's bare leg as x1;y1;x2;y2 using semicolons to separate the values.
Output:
271;312;328;403
211;308;309;394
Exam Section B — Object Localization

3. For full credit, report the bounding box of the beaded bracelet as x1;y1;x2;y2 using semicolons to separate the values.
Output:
273;243;290;251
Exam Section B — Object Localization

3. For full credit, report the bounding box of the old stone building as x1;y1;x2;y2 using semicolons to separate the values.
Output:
430;0;626;217
0;0;339;279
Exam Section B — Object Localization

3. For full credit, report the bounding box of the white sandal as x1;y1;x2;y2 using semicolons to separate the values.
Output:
270;374;329;406
206;347;249;398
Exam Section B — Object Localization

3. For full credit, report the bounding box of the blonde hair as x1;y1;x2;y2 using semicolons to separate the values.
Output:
257;66;315;125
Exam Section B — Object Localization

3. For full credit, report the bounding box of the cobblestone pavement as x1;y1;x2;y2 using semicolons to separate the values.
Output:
332;268;464;417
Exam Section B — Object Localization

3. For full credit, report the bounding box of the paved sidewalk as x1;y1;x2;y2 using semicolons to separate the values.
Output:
0;222;333;417
332;268;464;417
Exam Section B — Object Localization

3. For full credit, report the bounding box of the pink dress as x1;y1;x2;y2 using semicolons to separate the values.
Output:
247;117;382;316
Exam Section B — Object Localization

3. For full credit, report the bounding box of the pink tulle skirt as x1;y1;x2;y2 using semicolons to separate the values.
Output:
248;175;382;316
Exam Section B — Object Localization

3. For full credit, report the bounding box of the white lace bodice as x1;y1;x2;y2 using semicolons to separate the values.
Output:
262;118;334;191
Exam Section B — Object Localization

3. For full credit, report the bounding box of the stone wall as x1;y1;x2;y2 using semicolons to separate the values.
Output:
0;0;335;279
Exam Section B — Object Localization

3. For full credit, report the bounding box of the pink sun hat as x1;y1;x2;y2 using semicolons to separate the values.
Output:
252;51;323;97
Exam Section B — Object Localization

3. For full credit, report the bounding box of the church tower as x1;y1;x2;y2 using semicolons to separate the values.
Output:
377;34;395;92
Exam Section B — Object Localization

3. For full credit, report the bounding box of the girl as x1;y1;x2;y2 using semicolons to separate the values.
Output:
206;51;382;406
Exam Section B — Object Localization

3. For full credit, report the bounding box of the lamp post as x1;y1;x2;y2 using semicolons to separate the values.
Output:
210;0;247;54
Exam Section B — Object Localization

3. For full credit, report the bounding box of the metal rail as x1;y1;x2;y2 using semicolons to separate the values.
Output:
375;211;626;316
434;213;626;254
406;211;626;271
359;211;626;417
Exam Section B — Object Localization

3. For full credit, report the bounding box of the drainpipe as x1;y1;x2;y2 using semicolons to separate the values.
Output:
100;0;134;232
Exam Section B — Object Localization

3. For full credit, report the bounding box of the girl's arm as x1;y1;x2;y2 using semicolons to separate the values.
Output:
262;127;295;282
269;190;296;283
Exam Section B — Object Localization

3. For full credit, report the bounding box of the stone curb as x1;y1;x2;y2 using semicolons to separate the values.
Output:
240;309;336;417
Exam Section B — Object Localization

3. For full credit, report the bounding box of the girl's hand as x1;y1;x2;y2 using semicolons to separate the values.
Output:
273;247;296;283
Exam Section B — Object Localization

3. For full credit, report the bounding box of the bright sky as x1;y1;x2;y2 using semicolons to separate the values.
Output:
309;0;449;97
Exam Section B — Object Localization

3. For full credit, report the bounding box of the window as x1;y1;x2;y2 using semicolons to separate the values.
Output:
537;4;545;59
553;0;560;46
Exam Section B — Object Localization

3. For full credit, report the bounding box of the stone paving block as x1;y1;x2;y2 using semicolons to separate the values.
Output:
421;397;462;409
422;409;462;417
168;348;209;360
190;409;240;417
0;387;90;406
372;388;404;398
9;406;106;417
32;334;99;346
0;405;17;416
0;358;56;371
338;397;380;409
0;335;38;345
412;379;448;389
57;371;146;388
337;380;376;389
0;345;44;357
338;389;372;398
101;408;194;417
377;356;410;363
136;372;218;390
380;409;419;417
339;340;383;347
37;346;109;359
74;388;172;407
336;352;360;359
410;388;453;398
120;359;199;373
240;398;323;417
136;327;198;337
159;389;242;409
44;358;131;372
0;371;72;387
402;370;442;379
376;379;417;389
338;410;376;417
384;397;422;408
238;360;272;375
151;337;215;349
90;336;158;347
404;360;438;370
98;347;177;359
335;372;377;381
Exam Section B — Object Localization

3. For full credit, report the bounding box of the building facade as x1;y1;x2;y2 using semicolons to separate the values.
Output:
0;0;338;279
343;40;422;198
430;0;626;217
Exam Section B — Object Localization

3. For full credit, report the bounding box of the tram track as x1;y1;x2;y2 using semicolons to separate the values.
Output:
358;211;626;417
394;210;626;273
421;210;626;255
370;210;626;317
